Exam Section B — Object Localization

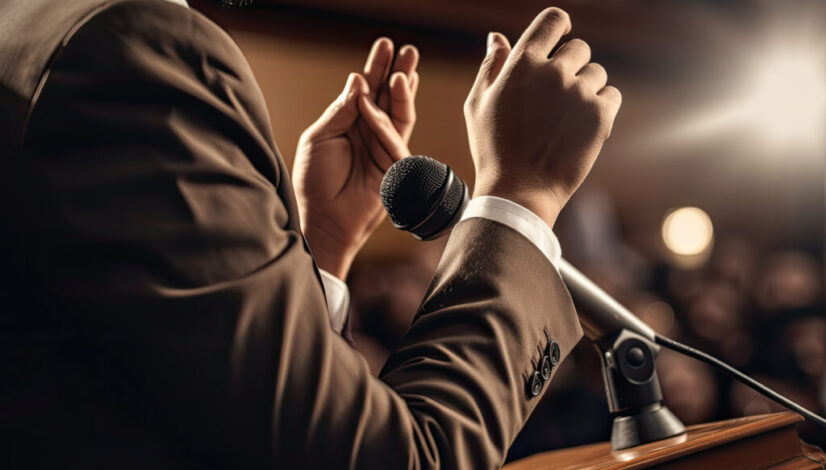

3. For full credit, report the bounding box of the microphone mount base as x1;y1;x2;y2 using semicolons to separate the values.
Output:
611;403;686;450
597;330;686;450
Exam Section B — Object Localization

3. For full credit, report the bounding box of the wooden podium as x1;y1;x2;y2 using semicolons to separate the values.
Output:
504;412;826;469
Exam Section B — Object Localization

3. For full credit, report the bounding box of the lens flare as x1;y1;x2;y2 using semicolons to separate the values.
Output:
744;49;826;146
662;207;714;257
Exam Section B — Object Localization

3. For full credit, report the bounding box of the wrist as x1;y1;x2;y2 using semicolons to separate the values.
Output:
472;182;566;229
304;229;356;281
301;218;359;281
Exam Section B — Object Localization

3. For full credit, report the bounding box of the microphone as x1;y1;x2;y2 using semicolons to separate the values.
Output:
380;155;468;241
379;155;826;447
380;155;686;449
379;155;650;343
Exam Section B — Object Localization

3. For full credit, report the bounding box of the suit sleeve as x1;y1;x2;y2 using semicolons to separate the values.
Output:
22;2;583;469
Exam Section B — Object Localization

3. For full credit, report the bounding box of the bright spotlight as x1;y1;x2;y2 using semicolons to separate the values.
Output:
662;207;714;257
652;41;826;153
744;49;826;146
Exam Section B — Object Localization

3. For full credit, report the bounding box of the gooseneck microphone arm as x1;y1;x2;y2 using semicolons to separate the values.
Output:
561;258;826;431
558;259;655;343
559;260;685;449
379;155;826;450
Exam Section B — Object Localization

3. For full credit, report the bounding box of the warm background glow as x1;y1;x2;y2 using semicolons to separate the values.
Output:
192;0;826;453
744;48;826;147
662;207;714;257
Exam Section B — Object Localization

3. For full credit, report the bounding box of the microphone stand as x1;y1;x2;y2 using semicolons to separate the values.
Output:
379;155;826;450
560;261;686;450
560;259;826;447
594;330;685;450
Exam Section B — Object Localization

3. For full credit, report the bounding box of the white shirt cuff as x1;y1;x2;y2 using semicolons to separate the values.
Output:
319;269;350;334
459;195;562;270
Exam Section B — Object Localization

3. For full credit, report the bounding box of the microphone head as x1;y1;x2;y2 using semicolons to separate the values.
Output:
380;155;468;240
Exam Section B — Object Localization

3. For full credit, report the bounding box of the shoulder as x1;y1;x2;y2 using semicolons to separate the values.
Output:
76;1;244;61
37;0;253;93
25;0;276;161
23;0;282;191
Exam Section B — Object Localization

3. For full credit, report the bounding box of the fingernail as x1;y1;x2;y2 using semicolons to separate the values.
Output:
487;32;495;54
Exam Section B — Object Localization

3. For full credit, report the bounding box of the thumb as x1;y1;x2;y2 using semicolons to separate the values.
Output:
307;73;369;140
474;32;511;89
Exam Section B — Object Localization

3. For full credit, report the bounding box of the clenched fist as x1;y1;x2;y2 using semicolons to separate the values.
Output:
464;8;621;228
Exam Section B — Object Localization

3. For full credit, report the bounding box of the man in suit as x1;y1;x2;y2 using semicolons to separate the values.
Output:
0;0;620;468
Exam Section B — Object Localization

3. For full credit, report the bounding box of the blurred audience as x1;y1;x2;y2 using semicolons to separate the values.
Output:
347;189;825;458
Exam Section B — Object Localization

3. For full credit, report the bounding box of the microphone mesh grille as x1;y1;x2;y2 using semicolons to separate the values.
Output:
380;156;447;228
442;173;465;218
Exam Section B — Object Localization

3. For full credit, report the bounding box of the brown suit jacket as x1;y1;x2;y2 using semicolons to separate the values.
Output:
0;1;583;468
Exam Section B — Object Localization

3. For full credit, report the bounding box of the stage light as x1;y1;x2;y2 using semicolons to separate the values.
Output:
651;40;825;154
662;207;714;257
743;49;826;147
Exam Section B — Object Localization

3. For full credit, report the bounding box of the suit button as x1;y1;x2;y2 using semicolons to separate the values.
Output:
540;355;552;381
549;341;561;366
529;371;543;397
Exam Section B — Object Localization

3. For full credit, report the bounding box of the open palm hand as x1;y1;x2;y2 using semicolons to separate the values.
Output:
293;39;419;279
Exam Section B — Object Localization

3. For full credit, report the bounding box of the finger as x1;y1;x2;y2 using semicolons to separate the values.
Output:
307;73;369;140
377;45;419;113
378;45;418;110
486;32;512;86
597;85;622;137
389;72;415;139
409;71;419;97
363;37;394;100
358;95;411;167
471;32;512;92
394;45;419;80
598;85;622;106
552;38;591;75
576;62;607;94
511;7;571;60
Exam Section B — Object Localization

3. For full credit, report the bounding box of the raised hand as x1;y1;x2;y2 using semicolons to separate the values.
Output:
464;8;622;228
293;38;419;280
